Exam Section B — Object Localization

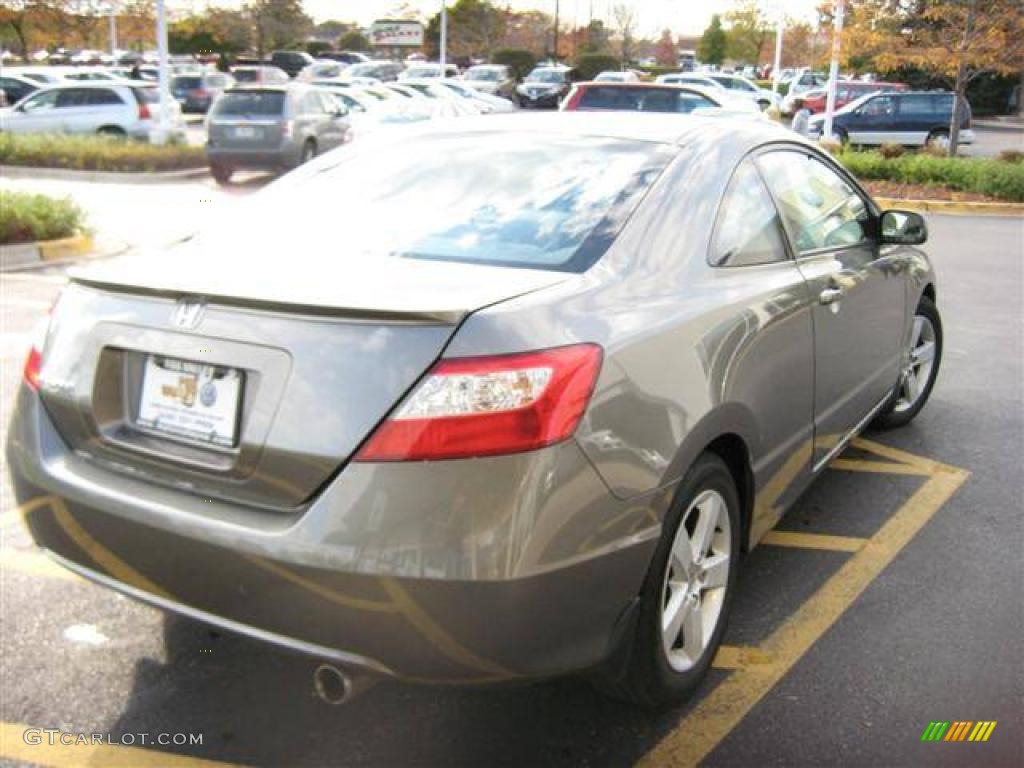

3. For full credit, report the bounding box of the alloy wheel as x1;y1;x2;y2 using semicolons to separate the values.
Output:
895;314;937;413
660;489;732;672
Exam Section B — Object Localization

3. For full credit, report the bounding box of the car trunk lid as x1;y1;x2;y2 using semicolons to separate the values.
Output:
38;249;567;510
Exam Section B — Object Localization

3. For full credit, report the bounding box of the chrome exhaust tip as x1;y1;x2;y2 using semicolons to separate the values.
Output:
313;663;375;705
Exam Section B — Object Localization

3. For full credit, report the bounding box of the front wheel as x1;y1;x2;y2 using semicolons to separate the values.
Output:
300;139;317;164
210;163;233;185
873;296;943;429
595;453;741;707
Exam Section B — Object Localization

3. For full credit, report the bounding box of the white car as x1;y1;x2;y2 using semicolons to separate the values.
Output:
654;73;761;113
0;82;184;141
399;63;459;80
594;70;640;83
704;73;780;110
297;60;350;82
432;80;517;113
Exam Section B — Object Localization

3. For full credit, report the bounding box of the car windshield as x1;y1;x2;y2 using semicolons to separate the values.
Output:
242;133;674;272
172;76;201;89
527;69;566;83
347;63;383;77
837;93;876;114
405;66;440;78
212;91;285;116
467;68;501;81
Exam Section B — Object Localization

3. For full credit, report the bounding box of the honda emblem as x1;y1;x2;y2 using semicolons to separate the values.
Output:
173;297;206;330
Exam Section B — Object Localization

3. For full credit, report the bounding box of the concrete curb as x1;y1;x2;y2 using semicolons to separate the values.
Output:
0;164;209;184
973;119;1024;133
1;233;95;271
874;196;1024;216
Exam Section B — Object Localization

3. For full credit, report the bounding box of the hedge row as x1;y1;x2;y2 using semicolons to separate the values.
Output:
0;133;206;172
0;191;86;245
838;150;1024;202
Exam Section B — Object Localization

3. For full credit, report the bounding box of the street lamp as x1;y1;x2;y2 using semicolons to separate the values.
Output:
439;1;447;73
822;0;845;142
154;0;170;144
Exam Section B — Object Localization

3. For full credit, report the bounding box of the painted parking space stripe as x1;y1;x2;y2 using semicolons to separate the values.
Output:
638;460;969;767
759;530;867;552
0;721;239;768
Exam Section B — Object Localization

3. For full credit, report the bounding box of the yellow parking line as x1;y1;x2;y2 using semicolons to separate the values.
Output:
850;437;942;474
0;721;239;767
760;530;867;553
828;458;932;476
638;463;969;768
0;548;79;582
711;645;774;670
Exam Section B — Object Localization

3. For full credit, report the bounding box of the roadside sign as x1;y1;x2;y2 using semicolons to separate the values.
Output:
369;20;424;48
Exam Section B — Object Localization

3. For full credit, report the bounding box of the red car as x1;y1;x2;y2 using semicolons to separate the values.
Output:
801;80;908;113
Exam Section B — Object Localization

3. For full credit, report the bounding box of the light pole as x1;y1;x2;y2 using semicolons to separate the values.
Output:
154;0;170;144
822;0;845;142
553;0;560;63
771;17;784;94
439;1;447;73
108;1;118;58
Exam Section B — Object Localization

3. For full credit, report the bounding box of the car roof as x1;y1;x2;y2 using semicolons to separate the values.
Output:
386;111;796;150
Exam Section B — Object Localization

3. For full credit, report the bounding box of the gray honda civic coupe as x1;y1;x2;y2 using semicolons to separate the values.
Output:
7;113;942;706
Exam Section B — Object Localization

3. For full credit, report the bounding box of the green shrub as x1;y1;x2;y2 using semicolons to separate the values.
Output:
838;150;1024;202
0;191;86;245
491;48;536;80
878;142;905;159
0;133;206;172
756;79;788;97
574;53;622;80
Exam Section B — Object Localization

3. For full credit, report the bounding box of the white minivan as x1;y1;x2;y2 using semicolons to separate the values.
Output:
0;82;184;141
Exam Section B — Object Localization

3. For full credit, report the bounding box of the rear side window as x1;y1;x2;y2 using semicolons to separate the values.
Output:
87;89;123;105
173;76;201;89
757;151;870;253
577;86;714;113
212;91;286;117
132;87;160;104
710;159;789;267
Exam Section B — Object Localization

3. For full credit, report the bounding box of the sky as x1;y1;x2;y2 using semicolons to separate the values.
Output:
177;1;822;38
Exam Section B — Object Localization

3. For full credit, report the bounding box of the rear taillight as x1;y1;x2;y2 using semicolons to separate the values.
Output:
138;101;151;120
23;345;42;391
282;120;294;139
355;344;603;462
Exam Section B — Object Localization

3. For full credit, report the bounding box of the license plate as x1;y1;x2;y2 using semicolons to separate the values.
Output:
137;356;243;447
231;125;258;139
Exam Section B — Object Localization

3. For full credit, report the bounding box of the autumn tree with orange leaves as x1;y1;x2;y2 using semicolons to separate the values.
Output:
839;0;1024;155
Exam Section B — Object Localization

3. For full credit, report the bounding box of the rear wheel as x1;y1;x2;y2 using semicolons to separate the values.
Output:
301;139;317;164
926;129;950;152
873;296;943;429
97;126;126;138
210;163;233;185
596;453;741;707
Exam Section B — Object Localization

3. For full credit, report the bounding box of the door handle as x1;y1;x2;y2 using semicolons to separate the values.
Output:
819;286;844;305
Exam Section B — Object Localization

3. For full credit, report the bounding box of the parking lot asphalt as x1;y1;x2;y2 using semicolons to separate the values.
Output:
0;212;1021;767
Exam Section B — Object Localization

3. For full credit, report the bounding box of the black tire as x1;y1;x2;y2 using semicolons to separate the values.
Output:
873;296;943;430
925;129;950;153
210;163;233;185
595;452;741;707
301;139;317;164
97;126;126;137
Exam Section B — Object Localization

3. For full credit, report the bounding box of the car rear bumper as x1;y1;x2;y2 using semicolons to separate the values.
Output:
7;386;665;682
518;92;563;109
206;145;298;170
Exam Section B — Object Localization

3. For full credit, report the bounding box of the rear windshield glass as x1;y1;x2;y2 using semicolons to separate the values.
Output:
172;76;201;89
212;91;285;116
247;132;674;272
578;86;715;114
132;87;160;103
232;69;261;82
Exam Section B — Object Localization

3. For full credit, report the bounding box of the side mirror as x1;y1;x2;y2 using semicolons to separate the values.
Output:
880;209;928;245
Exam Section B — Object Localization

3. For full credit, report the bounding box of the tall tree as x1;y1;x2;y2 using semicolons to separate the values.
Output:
654;28;676;67
843;0;1024;154
724;0;770;64
611;3;637;63
425;0;506;60
247;0;312;58
698;14;727;66
338;29;369;52
0;0;38;57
